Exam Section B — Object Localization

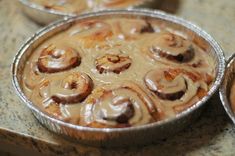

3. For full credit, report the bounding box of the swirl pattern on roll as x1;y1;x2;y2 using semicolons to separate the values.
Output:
37;44;81;73
30;72;93;123
144;68;208;113
140;32;214;74
150;32;195;63
32;72;93;105
80;82;162;128
95;54;132;74
30;79;62;119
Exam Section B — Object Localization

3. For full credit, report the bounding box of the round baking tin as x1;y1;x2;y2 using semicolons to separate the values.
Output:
12;9;225;147
18;0;159;24
220;54;235;124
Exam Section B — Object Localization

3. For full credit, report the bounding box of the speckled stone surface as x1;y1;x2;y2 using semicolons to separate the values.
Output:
1;0;235;155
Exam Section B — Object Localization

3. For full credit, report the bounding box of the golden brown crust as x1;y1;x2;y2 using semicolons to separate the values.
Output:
37;45;81;73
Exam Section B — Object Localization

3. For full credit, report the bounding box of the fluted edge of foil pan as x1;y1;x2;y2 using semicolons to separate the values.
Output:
219;54;235;124
18;0;160;25
11;9;225;147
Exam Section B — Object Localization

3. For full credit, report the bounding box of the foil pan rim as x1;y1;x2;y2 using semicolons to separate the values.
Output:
12;9;225;134
219;53;235;124
18;0;155;17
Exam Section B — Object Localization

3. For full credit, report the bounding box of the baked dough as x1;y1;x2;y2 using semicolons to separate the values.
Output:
22;17;215;128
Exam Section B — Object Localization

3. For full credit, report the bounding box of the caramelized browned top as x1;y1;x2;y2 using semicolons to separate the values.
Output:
29;0;149;14
22;17;215;128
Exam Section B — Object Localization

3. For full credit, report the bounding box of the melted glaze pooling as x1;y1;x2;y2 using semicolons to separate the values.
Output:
22;17;215;128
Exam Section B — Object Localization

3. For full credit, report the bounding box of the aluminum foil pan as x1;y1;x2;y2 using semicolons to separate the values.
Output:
18;0;160;25
12;9;225;147
220;54;235;124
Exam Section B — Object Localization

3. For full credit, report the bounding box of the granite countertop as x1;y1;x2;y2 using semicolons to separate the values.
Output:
0;0;235;155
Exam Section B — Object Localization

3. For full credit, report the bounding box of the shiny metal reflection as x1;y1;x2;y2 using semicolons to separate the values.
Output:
12;9;225;147
220;54;235;124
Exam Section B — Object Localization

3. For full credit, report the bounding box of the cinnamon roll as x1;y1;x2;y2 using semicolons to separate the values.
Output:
141;32;195;63
141;32;214;75
51;72;93;104
30;79;62;119
30;72;93;122
113;19;154;40
32;72;93;104
95;54;132;74
69;20;113;48
37;44;81;73
144;68;208;113
80;82;161;128
31;79;82;122
150;32;195;63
